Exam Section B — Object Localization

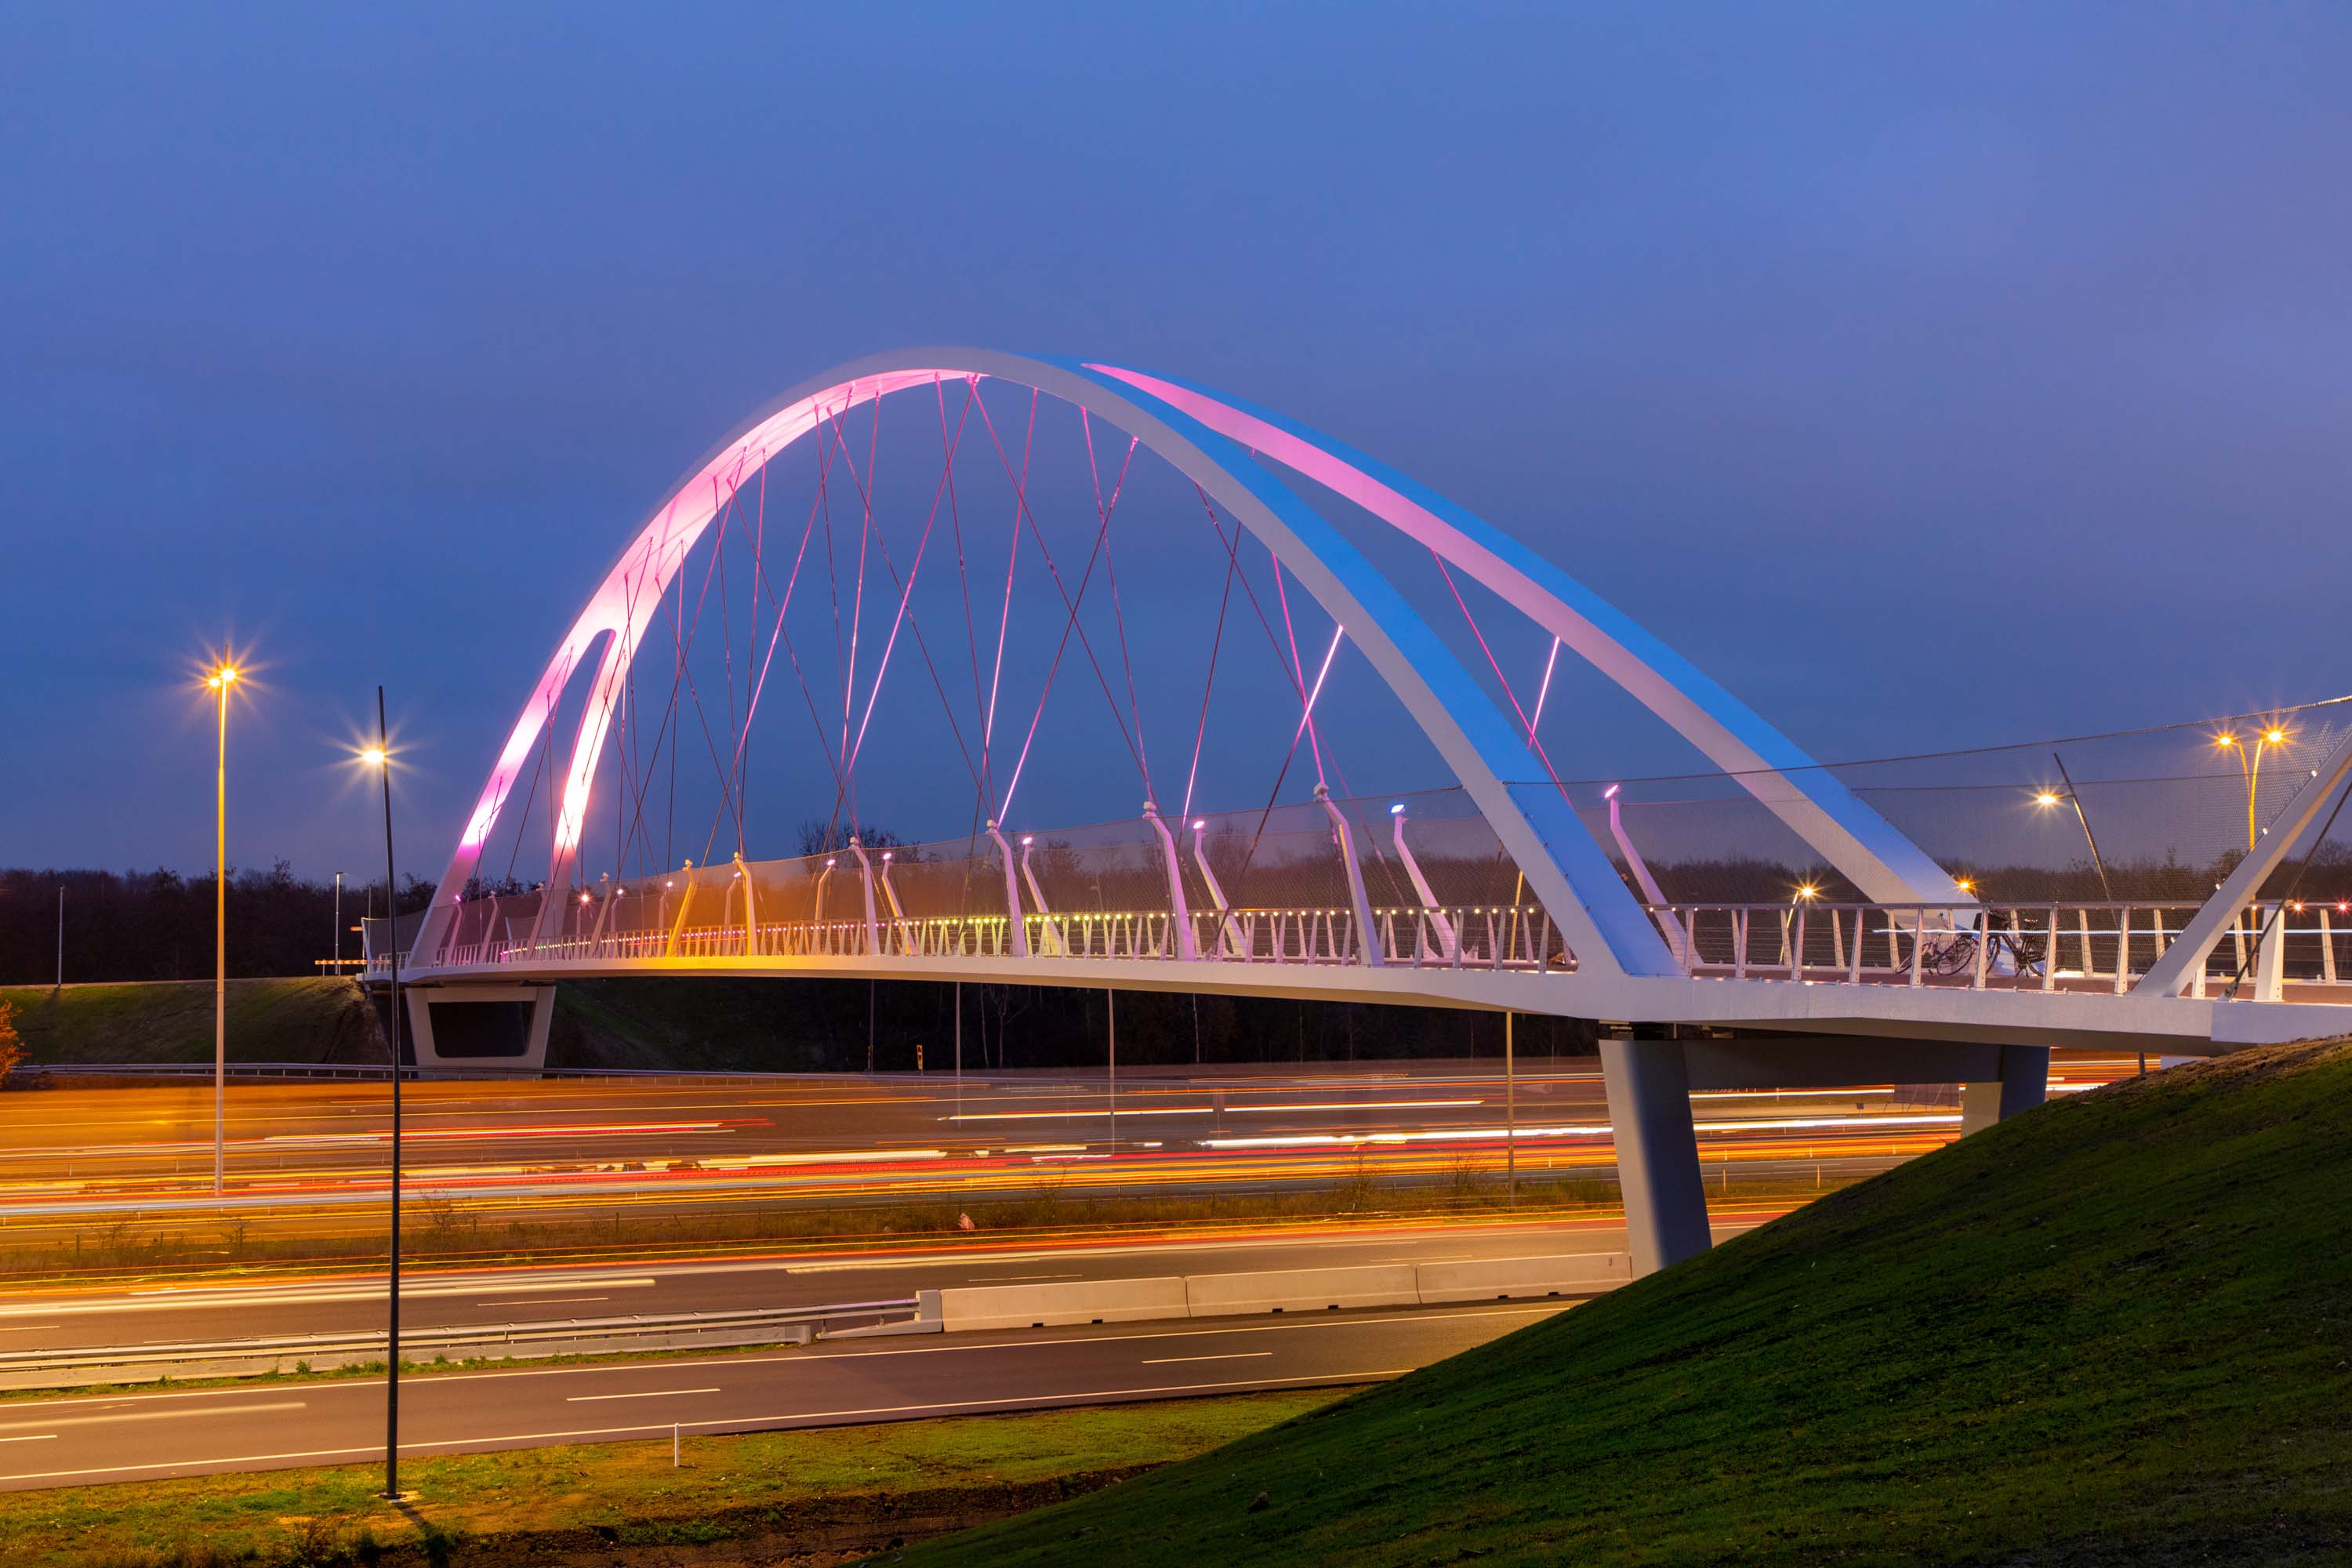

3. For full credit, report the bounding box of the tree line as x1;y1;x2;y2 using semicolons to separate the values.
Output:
0;866;437;986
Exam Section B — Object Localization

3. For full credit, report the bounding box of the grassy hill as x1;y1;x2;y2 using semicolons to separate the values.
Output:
2;978;383;1065
909;1037;2352;1566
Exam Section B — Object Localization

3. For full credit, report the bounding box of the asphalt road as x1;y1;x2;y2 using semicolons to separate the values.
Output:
0;1215;1748;1355
0;1301;1559;1490
0;1056;2042;1233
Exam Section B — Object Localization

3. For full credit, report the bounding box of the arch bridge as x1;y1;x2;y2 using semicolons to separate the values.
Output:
376;348;2352;1274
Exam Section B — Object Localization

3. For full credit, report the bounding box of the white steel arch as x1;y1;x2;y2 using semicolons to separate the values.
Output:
414;349;1952;978
1086;363;1967;908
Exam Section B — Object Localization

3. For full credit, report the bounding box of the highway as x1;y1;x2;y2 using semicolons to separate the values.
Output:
0;1214;1752;1356
0;1055;2107;1243
0;1302;1556;1490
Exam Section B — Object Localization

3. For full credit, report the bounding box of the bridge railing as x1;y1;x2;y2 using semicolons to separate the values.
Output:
1644;899;2350;996
393;901;1573;977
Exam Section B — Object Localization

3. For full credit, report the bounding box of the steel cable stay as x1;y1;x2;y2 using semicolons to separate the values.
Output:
979;388;1039;791
810;391;991;826
989;456;1138;824
840;383;978;785
936;375;1002;924
966;389;1151;797
1178;523;1241;826
1083;409;1152;800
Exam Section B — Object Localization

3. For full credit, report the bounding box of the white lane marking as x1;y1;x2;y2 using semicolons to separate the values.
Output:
0;1327;62;1333
0;1371;1407;1485
1141;1352;1273;1365
0;1436;56;1445
565;1387;720;1403
0;1302;1559;1424
0;1400;303;1434
474;1296;608;1308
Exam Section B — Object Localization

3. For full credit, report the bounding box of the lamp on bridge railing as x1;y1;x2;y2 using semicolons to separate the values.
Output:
1792;882;1820;903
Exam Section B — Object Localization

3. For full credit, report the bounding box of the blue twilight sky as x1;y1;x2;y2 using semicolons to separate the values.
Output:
2;3;2347;883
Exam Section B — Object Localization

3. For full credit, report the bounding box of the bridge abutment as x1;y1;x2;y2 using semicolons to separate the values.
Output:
401;984;555;1078
1958;1045;2050;1134
1600;1034;1714;1278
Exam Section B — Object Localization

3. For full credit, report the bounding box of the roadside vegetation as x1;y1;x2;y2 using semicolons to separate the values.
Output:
0;979;382;1067
0;1390;1346;1566
901;1036;2352;1566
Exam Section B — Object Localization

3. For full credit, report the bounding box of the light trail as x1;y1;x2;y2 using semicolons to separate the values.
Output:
943;1099;1484;1121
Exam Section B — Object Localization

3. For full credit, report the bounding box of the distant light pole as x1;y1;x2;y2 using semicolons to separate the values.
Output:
55;883;64;989
359;695;403;1501
205;662;239;1196
333;871;344;976
2216;727;2288;852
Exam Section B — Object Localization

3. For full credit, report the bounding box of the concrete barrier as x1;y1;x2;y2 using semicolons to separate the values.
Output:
1184;1264;1421;1318
936;1275;1190;1332
829;1254;1632;1346
1414;1252;1628;1304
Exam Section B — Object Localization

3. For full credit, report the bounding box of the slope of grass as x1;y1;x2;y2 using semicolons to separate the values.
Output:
0;1389;1345;1566
2;978;382;1065
911;1038;2352;1566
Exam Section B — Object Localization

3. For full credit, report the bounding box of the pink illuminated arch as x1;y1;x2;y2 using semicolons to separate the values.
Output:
414;348;1955;977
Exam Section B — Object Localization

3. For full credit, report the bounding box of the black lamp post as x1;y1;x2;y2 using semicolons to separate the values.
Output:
365;688;404;1499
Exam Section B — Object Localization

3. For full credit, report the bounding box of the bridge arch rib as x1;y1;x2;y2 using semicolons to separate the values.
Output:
416;348;1950;979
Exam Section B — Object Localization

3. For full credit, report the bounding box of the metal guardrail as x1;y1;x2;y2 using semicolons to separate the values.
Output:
22;1062;403;1080
0;1298;919;1386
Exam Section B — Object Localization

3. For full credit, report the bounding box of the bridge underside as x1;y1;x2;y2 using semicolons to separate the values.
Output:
397;952;2352;1056
389;955;2347;1277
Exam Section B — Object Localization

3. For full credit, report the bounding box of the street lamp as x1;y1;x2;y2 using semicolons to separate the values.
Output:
204;663;239;1196
2216;727;2288;852
358;701;403;1501
2034;749;2114;901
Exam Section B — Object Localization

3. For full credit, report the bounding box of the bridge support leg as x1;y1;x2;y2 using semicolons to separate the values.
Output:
403;984;556;1079
1958;1045;2049;1134
1600;1035;1711;1278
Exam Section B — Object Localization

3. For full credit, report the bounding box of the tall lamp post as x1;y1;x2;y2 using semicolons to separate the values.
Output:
2035;751;2114;902
360;694;403;1501
205;663;239;1196
2216;728;2287;853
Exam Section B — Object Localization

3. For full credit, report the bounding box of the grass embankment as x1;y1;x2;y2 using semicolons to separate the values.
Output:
2;1390;1345;1567
3;979;381;1067
911;1037;2352;1566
